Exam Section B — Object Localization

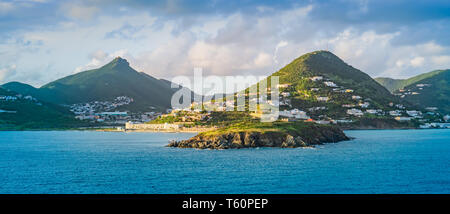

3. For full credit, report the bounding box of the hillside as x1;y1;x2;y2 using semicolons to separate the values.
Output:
389;70;450;114
0;87;86;130
375;70;447;92
193;50;425;128
259;51;409;123
271;50;395;105
3;57;181;112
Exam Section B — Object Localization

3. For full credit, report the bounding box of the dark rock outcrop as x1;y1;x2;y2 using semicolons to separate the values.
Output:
167;127;350;149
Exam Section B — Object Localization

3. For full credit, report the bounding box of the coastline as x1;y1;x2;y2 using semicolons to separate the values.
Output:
3;126;449;132
96;129;201;133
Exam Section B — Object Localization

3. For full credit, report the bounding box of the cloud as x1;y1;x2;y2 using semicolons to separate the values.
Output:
0;1;14;15
1;0;450;87
431;55;450;66
274;41;288;64
74;49;133;73
105;22;154;40
410;57;425;67
0;64;17;83
61;3;99;21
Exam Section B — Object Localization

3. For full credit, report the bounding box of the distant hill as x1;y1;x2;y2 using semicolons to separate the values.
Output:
377;70;450;114
375;70;447;92
0;87;86;130
3;57;185;112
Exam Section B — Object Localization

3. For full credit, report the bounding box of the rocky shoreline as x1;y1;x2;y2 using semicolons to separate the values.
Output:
167;126;350;149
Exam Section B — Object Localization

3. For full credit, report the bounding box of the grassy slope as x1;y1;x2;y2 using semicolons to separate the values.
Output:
401;70;450;114
0;88;86;130
272;51;393;101
375;70;448;92
3;58;179;112
375;69;450;114
243;50;402;119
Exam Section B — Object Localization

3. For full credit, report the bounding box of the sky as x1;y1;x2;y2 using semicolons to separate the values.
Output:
1;0;450;87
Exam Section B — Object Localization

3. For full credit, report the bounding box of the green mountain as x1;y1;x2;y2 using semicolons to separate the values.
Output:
272;50;394;100
265;51;403;119
375;70;448;92
379;70;450;114
206;50;419;128
3;57;181;112
0;87;85;130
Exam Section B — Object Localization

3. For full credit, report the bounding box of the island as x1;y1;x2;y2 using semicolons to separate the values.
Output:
167;120;349;149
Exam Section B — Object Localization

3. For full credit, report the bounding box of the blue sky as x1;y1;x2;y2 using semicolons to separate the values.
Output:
1;0;450;86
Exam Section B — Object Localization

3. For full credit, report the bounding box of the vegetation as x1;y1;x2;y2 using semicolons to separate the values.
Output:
238;50;407;121
2;57;184;112
376;69;450;114
375;70;448;92
201;120;326;136
0;88;89;130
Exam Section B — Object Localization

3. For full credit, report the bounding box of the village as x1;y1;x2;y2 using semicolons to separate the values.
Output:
66;96;164;124
124;75;449;130
393;83;431;98
0;93;43;114
2;77;449;130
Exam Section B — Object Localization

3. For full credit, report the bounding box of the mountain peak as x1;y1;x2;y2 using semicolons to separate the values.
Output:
303;50;342;61
110;56;130;67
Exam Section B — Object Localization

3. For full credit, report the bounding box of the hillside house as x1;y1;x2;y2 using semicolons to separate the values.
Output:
347;108;363;116
317;96;329;102
310;76;323;81
324;81;338;87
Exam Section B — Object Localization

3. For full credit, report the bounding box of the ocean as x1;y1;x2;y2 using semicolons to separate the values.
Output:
0;129;449;193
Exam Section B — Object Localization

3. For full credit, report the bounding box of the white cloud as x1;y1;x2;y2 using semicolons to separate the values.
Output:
74;49;133;73
431;55;450;66
274;41;288;64
2;3;450;87
0;1;14;15
0;65;17;83
61;3;99;21
410;57;425;67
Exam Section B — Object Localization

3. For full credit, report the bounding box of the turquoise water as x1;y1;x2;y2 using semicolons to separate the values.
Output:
0;129;449;194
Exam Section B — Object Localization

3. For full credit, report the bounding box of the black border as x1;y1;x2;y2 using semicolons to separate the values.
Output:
0;194;448;212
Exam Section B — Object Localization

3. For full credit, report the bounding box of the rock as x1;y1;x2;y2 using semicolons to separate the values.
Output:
167;126;350;149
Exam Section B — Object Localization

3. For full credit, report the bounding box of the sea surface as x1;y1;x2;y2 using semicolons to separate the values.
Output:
0;129;449;194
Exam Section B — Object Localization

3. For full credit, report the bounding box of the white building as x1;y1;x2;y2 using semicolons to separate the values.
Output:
277;84;291;88
366;109;377;114
395;104;405;109
406;110;422;117
395;117;412;122
333;119;353;124
281;92;290;97
342;104;356;108
359;102;370;108
444;115;450;122
317;97;329;102
310;76;323;81
347;108;364;116
315;120;330;125
324;81;338;87
279;109;310;120
389;110;402;116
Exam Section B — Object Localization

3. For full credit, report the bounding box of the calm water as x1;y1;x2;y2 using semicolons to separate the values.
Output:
0;129;449;194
